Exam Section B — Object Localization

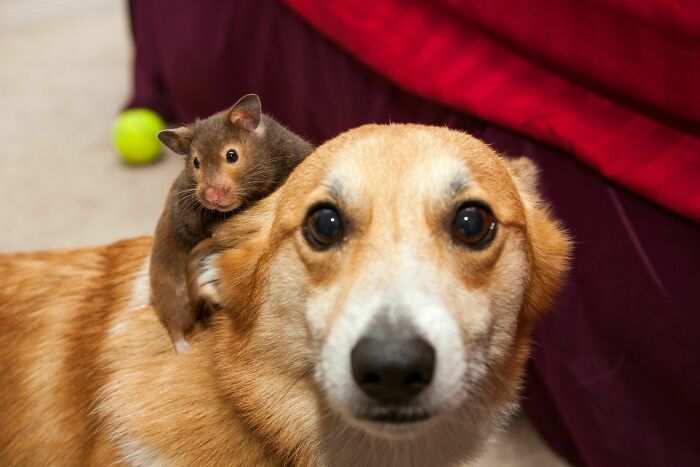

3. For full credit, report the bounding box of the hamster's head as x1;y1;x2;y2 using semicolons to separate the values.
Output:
158;94;275;213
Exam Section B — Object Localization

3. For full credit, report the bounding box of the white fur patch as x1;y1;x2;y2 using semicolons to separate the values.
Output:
317;288;385;408
196;253;221;304
173;338;191;354
409;299;470;410
127;254;151;310
426;155;471;199
108;254;151;339
118;435;172;467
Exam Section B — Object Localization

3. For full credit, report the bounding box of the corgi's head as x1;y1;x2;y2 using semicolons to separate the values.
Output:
191;124;570;466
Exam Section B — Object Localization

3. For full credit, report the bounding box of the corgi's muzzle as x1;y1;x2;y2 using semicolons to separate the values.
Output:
318;276;471;439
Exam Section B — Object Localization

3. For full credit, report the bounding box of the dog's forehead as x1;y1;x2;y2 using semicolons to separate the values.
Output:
316;125;499;204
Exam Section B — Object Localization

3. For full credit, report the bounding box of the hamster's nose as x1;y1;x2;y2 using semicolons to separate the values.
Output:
204;186;226;203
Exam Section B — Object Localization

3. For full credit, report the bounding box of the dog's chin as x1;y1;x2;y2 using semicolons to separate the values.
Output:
341;404;438;440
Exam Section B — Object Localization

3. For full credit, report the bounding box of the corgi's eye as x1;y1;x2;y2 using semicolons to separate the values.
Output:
226;149;239;164
193;158;200;169
452;203;496;247
304;205;344;249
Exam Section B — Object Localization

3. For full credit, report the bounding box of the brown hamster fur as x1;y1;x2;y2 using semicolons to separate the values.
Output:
151;94;313;352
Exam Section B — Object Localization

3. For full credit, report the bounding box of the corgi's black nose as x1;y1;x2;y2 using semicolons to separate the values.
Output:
351;334;435;403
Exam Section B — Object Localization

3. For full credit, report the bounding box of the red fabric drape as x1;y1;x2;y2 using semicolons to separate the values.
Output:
283;0;700;222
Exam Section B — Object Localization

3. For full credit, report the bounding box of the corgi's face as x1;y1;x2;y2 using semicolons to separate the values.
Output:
193;124;570;464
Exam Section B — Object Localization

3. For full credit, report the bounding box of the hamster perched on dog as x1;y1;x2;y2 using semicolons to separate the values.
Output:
151;94;313;352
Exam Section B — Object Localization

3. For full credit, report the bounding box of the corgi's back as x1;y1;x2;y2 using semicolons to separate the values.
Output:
0;239;148;464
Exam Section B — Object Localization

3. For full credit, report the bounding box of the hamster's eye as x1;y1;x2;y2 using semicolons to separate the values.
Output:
304;205;344;250
451;203;496;248
193;158;200;169
226;149;239;164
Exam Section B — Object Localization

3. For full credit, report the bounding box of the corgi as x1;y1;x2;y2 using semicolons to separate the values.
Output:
0;124;570;466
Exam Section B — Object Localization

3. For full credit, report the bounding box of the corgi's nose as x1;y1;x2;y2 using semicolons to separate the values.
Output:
203;186;227;204
351;334;435;403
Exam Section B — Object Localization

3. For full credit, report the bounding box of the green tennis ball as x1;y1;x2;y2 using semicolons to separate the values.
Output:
111;108;166;165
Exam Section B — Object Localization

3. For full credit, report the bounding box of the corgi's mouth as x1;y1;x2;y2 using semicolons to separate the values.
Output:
345;403;436;438
357;405;433;424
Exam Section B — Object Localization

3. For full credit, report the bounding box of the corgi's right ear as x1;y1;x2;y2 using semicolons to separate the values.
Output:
158;127;192;155
505;156;572;319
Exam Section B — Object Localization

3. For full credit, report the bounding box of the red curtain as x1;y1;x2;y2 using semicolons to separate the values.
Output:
283;0;700;222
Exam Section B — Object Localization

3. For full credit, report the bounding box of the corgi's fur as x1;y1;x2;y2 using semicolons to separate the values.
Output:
0;124;570;466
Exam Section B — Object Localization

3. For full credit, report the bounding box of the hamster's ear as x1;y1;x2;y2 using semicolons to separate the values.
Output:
158;127;192;155
228;94;262;131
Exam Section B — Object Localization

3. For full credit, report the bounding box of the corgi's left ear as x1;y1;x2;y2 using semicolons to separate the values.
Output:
228;94;262;131
506;156;573;319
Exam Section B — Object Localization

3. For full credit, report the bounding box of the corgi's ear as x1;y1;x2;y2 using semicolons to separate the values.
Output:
506;157;541;199
228;94;262;131
506;157;572;319
158;127;192;155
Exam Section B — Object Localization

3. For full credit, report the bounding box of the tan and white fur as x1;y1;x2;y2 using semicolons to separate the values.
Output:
0;124;570;466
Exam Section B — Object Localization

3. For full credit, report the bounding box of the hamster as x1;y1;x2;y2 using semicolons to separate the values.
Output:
151;94;313;352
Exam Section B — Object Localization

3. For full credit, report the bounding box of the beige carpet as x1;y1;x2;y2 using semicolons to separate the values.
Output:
0;2;567;466
0;0;181;252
